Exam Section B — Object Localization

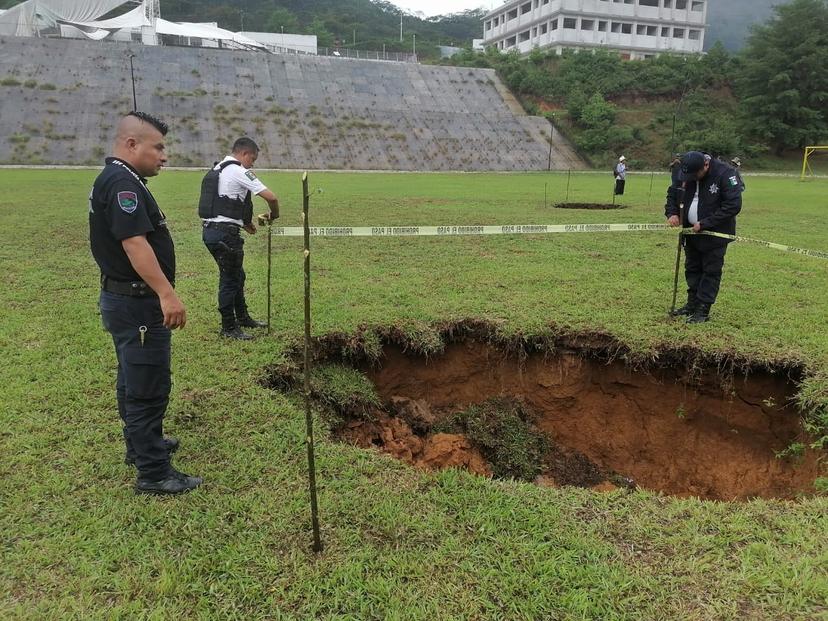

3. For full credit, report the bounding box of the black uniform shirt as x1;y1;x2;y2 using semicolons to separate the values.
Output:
664;158;742;236
89;157;175;283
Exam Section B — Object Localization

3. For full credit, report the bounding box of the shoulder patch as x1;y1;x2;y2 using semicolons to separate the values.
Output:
117;191;138;214
245;170;258;181
729;175;739;187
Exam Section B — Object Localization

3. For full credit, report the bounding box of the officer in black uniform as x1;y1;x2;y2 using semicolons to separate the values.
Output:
89;112;202;495
665;151;743;323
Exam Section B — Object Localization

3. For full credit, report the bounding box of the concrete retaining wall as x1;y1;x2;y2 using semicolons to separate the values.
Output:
0;36;585;171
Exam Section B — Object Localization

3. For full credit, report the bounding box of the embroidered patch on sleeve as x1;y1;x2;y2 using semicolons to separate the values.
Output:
245;170;258;181
729;176;739;187
117;191;138;213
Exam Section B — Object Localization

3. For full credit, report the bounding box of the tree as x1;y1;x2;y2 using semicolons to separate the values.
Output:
265;8;300;34
737;0;828;154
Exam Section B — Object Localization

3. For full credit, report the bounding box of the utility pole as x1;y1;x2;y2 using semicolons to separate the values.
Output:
128;53;137;111
400;12;403;42
413;33;416;56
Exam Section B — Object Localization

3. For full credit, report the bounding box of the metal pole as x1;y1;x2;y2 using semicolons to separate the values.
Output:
266;219;272;334
647;171;655;207
547;122;553;171
302;172;323;554
565;169;571;202
129;54;137;110
670;187;686;314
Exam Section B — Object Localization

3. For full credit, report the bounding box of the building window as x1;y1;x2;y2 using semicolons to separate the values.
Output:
543;0;549;4
541;23;548;34
493;17;499;26
563;17;577;28
507;8;518;20
691;1;704;10
521;2;531;14
663;0;672;7
688;29;700;39
673;28;684;37
551;19;558;29
636;24;646;34
639;0;659;6
598;21;607;31
661;26;670;36
485;21;491;30
675;0;687;8
581;19;594;30
647;25;657;35
506;35;517;46
519;30;531;42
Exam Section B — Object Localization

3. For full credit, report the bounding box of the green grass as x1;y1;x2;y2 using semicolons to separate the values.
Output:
1;169;826;620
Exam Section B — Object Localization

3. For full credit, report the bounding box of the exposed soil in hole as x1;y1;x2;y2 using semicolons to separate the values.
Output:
337;341;820;501
554;202;626;210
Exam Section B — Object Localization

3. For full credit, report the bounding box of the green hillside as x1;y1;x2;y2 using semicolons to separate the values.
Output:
158;0;483;57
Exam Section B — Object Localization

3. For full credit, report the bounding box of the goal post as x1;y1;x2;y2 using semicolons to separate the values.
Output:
800;146;828;180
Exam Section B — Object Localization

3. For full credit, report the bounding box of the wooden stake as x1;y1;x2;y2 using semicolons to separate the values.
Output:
302;172;323;553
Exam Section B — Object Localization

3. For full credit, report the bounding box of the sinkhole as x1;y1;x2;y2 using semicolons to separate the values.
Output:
268;335;824;501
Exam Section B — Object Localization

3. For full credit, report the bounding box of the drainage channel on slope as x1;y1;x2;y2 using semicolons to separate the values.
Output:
267;338;823;501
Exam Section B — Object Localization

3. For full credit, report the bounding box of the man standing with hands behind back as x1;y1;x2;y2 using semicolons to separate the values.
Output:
90;112;202;495
200;137;280;340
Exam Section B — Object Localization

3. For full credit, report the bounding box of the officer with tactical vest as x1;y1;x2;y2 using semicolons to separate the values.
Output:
665;151;743;323
200;137;279;339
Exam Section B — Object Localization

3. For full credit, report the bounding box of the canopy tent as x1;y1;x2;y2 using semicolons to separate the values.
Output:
1;0;267;51
0;0;128;36
154;19;266;50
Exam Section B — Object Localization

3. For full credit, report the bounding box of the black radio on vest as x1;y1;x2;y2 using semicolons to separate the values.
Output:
198;160;254;223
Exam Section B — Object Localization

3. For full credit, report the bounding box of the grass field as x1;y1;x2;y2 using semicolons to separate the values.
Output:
1;168;826;620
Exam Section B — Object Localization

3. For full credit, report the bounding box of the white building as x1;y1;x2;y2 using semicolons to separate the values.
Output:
482;0;707;59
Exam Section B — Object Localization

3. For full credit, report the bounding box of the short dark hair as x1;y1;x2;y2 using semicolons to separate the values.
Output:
232;137;259;154
128;111;168;136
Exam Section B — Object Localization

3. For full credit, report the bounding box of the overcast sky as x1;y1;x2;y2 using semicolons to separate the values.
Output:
389;1;497;18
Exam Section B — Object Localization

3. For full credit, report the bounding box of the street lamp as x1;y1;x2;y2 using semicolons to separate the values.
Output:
128;53;137;110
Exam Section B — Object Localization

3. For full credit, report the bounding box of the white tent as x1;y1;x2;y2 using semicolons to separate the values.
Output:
0;0;129;37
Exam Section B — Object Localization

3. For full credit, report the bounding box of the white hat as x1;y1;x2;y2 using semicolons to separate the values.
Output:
619;155;626;161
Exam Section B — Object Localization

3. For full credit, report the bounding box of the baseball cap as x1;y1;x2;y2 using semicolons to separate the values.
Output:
619;155;626;161
678;151;708;181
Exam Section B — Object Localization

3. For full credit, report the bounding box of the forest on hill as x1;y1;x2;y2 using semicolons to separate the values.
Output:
444;0;828;169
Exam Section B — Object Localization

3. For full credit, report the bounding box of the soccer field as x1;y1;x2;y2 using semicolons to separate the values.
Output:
1;169;826;619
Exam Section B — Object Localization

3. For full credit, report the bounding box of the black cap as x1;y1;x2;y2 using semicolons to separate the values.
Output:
678;151;708;181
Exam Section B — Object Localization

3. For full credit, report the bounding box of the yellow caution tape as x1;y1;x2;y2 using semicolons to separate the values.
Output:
262;222;828;261
683;229;828;261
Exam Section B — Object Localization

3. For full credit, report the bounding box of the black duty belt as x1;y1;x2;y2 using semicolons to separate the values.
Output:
203;221;241;232
101;276;157;297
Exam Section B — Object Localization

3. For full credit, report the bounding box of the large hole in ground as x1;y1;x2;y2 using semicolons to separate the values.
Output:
269;335;824;501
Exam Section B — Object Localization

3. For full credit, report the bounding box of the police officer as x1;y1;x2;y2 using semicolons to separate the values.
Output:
665;151;743;323
614;155;627;195
200;137;279;340
90;112;202;495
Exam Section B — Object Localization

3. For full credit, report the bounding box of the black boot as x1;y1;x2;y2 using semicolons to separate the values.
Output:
237;315;267;329
220;317;253;340
670;297;697;317
686;303;711;324
135;467;203;495
125;436;179;466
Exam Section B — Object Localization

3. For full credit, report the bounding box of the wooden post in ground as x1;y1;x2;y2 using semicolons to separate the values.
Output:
302;172;323;554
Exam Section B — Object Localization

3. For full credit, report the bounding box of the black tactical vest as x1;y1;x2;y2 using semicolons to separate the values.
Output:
198;160;254;223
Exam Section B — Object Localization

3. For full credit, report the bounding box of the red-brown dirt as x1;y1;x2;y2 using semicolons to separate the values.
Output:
356;342;822;501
